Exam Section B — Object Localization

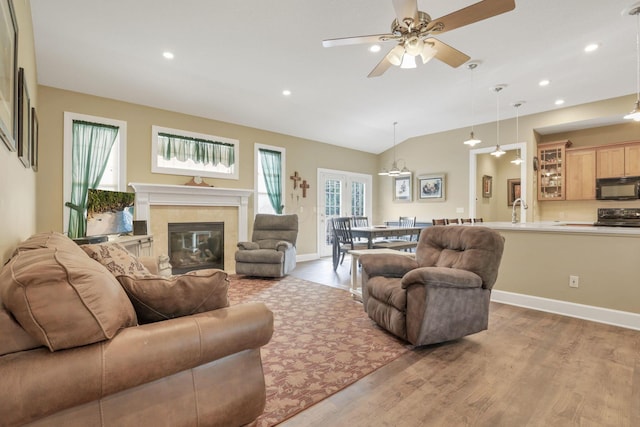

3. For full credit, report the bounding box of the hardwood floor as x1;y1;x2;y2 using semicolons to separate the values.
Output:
286;257;640;427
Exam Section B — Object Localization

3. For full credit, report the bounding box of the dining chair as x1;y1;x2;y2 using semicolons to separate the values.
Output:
350;216;369;228
331;217;368;271
372;216;418;252
432;219;447;226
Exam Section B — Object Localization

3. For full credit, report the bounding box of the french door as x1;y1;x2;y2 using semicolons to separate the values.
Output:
317;169;372;257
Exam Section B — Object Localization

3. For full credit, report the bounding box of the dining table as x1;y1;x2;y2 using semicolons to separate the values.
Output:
350;225;424;249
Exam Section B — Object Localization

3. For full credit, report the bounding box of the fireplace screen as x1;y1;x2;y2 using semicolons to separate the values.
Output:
168;222;224;274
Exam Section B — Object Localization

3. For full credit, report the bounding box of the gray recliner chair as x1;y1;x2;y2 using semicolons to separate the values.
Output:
235;214;299;277
359;226;505;346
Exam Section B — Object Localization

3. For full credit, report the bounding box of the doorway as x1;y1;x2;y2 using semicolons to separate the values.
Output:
468;143;527;221
317;169;372;257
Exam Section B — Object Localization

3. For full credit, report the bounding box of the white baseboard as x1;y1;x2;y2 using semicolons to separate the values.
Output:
296;253;319;262
491;290;640;331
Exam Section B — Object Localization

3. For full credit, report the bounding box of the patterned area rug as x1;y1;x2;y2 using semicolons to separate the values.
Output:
227;275;410;427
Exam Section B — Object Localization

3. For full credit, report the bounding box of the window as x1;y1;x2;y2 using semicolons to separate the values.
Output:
151;125;239;180
255;144;285;214
63;112;127;236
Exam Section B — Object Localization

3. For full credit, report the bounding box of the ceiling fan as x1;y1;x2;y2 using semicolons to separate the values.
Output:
322;0;516;77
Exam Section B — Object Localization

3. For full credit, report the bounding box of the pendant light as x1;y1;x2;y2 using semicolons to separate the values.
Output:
625;4;640;121
463;61;482;146
511;101;524;165
379;122;411;176
490;85;506;157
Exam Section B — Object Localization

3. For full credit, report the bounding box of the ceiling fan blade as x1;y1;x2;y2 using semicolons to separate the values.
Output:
322;33;397;48
367;54;393;78
426;38;470;68
392;0;419;29
427;0;515;35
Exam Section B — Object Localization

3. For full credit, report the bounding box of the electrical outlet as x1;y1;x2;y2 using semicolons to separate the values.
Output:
569;275;579;288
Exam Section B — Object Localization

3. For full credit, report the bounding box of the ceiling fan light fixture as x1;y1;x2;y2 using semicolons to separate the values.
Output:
400;53;417;69
405;36;424;56
420;43;437;64
387;45;404;66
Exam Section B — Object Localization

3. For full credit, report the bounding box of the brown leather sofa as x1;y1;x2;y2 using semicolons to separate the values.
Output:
0;232;273;427
359;225;504;346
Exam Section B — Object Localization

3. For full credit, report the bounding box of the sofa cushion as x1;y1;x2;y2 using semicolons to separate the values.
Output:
81;242;152;277
116;269;229;323
0;305;42;356
0;247;137;351
12;231;86;257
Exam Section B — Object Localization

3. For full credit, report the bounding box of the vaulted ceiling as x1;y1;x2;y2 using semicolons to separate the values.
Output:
30;0;638;153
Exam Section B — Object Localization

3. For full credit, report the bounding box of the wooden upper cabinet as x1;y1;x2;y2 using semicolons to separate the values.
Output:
624;144;640;176
566;148;596;200
596;142;640;178
597;146;625;178
537;140;571;201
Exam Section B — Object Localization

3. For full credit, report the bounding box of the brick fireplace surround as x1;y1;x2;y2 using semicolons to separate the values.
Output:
129;183;253;272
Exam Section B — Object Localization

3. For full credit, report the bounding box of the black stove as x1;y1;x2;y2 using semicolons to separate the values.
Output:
594;208;640;227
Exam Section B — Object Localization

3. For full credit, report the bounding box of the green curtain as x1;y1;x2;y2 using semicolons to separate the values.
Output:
67;121;119;238
260;148;283;214
158;133;235;167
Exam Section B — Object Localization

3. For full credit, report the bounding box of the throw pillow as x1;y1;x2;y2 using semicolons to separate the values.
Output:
0;247;137;351
117;269;229;323
81;242;152;277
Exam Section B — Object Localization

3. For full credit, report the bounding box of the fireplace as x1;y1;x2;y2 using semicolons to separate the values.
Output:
168;222;224;274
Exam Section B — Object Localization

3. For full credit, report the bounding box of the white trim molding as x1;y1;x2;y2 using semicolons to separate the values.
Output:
491;290;640;331
128;183;253;241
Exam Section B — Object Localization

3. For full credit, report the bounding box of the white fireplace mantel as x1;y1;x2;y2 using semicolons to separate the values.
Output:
128;183;253;241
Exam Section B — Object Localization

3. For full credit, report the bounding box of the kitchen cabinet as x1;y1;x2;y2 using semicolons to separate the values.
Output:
596;142;640;178
565;147;596;200
537;140;571;201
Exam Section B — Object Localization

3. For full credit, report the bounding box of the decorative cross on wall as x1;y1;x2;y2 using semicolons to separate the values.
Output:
290;171;302;189
300;180;310;198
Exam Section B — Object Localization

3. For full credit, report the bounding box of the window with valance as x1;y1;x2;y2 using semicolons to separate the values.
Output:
151;125;239;179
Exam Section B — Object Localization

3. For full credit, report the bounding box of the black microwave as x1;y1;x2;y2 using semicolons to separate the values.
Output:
596;176;640;200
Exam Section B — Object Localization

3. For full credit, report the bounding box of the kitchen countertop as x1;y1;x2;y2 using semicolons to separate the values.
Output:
478;221;640;236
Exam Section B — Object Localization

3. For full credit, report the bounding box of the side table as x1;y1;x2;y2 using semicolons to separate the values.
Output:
348;248;415;301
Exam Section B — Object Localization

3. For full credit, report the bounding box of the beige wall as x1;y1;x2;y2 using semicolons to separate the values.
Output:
495;230;640;314
35;86;378;256
0;0;37;264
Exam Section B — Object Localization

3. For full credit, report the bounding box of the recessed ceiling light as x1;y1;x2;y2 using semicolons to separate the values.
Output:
282;89;291;96
584;43;599;53
539;79;550;87
555;99;565;106
162;51;174;60
369;44;381;53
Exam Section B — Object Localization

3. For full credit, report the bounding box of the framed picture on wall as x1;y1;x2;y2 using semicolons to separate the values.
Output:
507;178;521;206
482;175;492;198
0;0;18;152
418;173;445;201
31;107;38;171
17;68;30;168
392;174;412;202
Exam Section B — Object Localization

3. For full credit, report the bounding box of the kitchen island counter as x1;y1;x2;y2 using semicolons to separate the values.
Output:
477;221;640;329
480;221;640;236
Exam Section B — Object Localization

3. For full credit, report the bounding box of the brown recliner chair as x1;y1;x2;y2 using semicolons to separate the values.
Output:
359;226;505;346
235;214;298;277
